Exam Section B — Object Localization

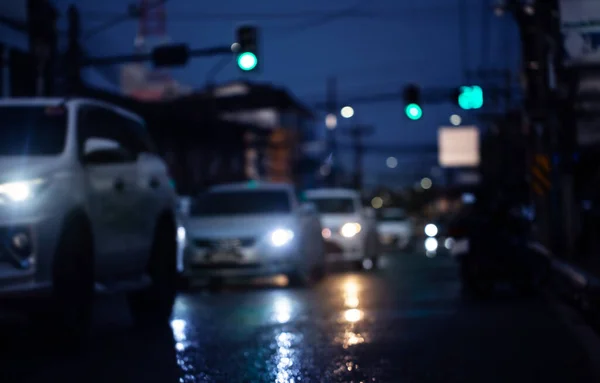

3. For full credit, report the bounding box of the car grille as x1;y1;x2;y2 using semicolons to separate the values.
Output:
193;237;256;249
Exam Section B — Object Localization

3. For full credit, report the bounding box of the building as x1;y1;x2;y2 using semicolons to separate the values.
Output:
0;3;321;194
82;80;318;195
185;81;317;189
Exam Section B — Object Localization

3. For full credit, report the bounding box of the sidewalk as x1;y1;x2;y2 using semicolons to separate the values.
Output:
528;242;600;317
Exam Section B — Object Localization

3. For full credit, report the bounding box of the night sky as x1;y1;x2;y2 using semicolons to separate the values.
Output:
50;0;521;187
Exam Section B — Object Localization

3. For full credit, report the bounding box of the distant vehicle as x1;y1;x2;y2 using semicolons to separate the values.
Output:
0;98;178;342
182;182;325;286
422;216;455;255
376;207;414;250
305;188;380;269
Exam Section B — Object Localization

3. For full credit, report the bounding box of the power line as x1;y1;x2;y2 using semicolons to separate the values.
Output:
80;5;468;22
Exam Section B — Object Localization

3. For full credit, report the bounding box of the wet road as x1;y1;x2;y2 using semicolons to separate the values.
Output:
1;251;597;383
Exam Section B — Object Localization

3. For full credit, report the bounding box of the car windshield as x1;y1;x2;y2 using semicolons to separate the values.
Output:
380;208;408;221
0;105;68;156
309;197;356;214
191;190;291;216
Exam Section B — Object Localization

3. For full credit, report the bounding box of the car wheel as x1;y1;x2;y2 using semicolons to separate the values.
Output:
43;213;95;349
128;215;177;327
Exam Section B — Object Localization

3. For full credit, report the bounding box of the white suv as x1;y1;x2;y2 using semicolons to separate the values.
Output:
0;98;178;340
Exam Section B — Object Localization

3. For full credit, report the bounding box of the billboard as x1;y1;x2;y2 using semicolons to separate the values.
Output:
561;0;600;64
438;126;480;167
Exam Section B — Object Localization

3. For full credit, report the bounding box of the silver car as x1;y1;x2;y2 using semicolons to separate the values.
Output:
181;182;325;286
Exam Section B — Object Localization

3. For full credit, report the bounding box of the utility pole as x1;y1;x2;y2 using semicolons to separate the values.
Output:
344;124;374;190
27;0;57;96
507;0;572;256
325;76;338;186
65;5;82;95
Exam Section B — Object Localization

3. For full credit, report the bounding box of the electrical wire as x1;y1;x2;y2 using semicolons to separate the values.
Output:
80;4;468;22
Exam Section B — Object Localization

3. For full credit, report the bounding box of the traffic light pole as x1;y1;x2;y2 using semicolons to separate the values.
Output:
509;0;575;257
27;0;57;96
65;5;82;95
326;76;338;186
83;45;233;67
344;125;374;190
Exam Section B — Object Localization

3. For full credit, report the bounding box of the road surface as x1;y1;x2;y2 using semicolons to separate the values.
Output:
0;251;596;382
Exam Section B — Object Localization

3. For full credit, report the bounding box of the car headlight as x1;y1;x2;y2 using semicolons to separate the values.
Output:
0;178;46;203
425;237;438;251
270;228;294;247
341;223;361;238
424;223;438;237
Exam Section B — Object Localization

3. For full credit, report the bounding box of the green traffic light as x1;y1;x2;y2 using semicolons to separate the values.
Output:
237;52;257;71
458;86;483;110
405;103;422;120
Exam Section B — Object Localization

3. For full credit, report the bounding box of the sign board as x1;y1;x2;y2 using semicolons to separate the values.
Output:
438;126;480;167
561;0;600;65
222;109;279;129
120;63;191;100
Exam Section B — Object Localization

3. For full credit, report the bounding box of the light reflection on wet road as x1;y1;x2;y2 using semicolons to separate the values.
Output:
0;252;596;382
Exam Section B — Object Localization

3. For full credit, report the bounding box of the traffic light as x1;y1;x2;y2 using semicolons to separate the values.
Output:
403;84;422;120
457;85;483;110
236;25;259;72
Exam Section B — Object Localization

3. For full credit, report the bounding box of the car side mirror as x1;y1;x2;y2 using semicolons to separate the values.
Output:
82;137;132;165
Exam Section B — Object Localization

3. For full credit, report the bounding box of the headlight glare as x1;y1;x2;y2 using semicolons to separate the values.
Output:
424;223;438;237
425;237;438;251
270;228;294;247
341;223;361;238
0;179;45;202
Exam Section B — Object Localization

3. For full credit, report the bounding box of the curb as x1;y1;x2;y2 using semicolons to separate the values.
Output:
527;242;592;290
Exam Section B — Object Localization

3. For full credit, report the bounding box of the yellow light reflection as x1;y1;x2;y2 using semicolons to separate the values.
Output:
345;295;359;308
345;332;365;347
344;308;363;323
335;277;368;350
342;279;360;308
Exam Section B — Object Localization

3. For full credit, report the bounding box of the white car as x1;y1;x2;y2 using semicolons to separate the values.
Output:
0;98;178;340
376;208;414;249
304;188;380;268
182;182;325;286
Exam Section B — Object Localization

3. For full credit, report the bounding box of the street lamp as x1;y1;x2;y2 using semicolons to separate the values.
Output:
450;114;462;126
386;157;398;169
325;113;337;129
341;106;354;118
421;177;432;189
